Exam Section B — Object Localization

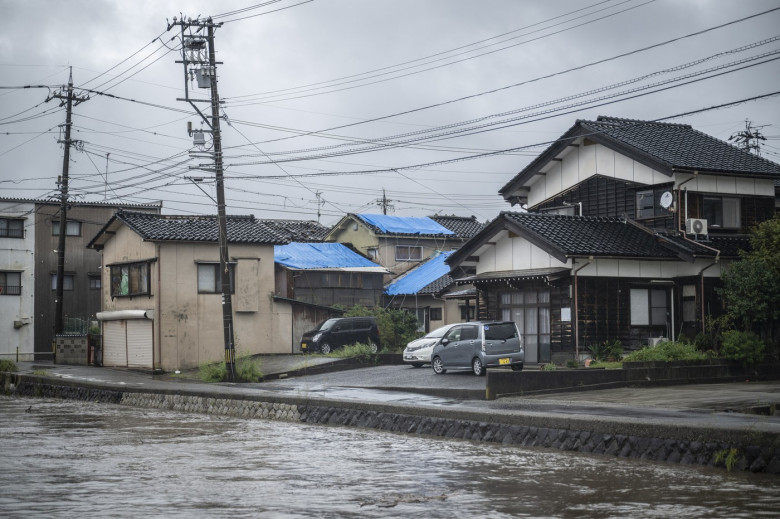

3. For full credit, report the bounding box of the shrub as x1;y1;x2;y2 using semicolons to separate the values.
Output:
199;360;227;382
541;362;557;371
588;340;623;362
0;359;17;372
565;359;579;369
720;330;765;366
342;305;422;351
623;340;709;363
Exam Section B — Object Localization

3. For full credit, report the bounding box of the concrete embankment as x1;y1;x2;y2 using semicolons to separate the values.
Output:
3;371;780;474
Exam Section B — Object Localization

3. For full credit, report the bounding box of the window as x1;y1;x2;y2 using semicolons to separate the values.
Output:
702;196;741;229
0;218;24;238
396;245;422;261
630;288;668;326
0;271;21;295
636;189;672;220
460;305;475;321
197;263;235;294
366;248;378;260
52;220;82;236
89;276;101;290
51;273;74;291
429;307;442;321
110;262;151;297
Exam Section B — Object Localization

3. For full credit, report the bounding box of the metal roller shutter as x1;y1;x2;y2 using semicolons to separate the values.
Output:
103;320;127;367
126;320;153;368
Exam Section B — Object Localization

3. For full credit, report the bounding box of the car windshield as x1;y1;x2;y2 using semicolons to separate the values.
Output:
425;325;452;339
318;318;340;331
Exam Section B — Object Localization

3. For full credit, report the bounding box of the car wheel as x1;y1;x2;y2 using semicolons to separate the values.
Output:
472;357;486;376
411;363;423;368
320;343;331;354
511;363;523;372
432;356;446;374
368;341;379;354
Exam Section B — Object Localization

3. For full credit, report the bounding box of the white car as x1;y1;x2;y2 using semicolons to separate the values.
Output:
402;324;456;367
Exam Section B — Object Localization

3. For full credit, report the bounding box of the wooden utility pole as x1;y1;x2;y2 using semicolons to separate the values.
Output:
169;16;236;380
49;68;88;337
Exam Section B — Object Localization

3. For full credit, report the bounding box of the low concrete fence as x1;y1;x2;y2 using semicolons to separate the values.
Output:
2;371;779;474
487;361;780;399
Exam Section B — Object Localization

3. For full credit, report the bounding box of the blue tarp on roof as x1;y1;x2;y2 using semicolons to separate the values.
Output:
385;251;453;295
357;213;454;235
275;242;381;269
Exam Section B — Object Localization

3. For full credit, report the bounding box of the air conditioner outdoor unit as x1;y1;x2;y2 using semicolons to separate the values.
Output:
686;218;708;236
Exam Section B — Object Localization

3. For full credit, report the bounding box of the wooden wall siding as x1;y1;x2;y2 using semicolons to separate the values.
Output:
291;305;339;353
535;176;640;218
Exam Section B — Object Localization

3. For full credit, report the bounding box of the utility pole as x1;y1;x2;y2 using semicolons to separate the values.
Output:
168;15;236;381
377;188;394;215
315;191;322;223
729;119;768;156
48;68;88;337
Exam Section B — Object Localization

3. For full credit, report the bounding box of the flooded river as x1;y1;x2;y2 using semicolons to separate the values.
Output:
2;396;778;518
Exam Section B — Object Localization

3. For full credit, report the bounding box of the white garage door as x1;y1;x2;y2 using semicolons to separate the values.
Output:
103;320;127;367
126;320;153;368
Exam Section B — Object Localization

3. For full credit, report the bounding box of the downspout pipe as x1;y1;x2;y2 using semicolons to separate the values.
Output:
573;256;593;361
676;170;721;335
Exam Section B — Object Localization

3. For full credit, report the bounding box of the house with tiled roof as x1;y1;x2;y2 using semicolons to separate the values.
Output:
325;213;480;283
87;211;325;370
448;116;780;364
0;198;161;363
274;242;388;350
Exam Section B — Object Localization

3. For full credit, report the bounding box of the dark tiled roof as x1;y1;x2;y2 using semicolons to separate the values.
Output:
259;219;328;242
504;212;683;259
500;116;780;198
430;215;486;239
114;212;305;245
581;117;780;176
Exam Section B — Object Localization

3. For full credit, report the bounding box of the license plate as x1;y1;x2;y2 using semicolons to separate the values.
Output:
499;357;510;365
301;343;307;350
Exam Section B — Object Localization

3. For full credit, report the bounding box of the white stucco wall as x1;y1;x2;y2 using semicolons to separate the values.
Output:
0;201;35;360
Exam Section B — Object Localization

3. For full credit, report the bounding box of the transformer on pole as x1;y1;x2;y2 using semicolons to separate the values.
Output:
168;16;236;381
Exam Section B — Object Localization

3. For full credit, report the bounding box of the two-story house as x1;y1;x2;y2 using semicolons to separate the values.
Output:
88;211;332;371
0;198;161;361
447;116;780;365
326;213;483;282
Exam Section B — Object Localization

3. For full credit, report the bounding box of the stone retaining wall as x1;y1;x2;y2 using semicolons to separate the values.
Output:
3;373;779;474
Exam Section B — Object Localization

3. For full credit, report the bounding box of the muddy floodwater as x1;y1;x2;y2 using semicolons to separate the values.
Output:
1;396;779;518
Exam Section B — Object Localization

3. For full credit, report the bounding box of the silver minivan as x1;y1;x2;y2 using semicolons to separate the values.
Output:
431;321;524;376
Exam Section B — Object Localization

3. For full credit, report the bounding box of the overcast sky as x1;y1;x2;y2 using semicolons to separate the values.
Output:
1;0;778;225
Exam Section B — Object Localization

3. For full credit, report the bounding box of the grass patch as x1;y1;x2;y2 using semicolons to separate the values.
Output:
319;343;378;364
199;353;263;383
541;362;558;371
33;369;49;376
0;359;17;372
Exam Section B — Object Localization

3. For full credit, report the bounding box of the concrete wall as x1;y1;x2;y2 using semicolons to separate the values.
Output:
0;201;35;360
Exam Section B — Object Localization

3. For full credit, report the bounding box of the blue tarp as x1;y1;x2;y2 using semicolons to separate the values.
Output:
274;242;382;269
357;214;454;235
385;250;453;295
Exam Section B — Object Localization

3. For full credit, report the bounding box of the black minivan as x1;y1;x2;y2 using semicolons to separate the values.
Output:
300;317;381;354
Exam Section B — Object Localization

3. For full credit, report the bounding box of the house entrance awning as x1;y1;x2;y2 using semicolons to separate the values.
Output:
455;267;570;285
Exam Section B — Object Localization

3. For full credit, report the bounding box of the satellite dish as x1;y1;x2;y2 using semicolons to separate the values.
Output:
660;191;673;209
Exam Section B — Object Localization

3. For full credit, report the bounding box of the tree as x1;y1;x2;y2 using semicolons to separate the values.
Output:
719;217;780;354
